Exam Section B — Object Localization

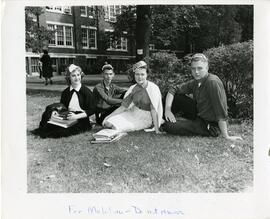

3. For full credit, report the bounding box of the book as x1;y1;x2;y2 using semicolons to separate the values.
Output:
91;129;127;143
53;111;70;120
47;115;78;128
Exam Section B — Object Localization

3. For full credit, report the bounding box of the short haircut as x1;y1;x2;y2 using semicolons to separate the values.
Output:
102;64;114;72
191;53;208;64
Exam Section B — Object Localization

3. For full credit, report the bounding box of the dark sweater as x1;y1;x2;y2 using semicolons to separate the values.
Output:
60;85;96;117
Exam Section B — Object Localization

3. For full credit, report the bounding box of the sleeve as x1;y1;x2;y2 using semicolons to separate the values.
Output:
113;84;127;95
168;80;194;95
60;88;69;109
208;80;228;121
95;85;122;105
121;93;133;108
40;55;44;63
82;87;96;117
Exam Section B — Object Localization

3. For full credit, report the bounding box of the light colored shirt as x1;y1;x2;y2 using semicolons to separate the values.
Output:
68;84;83;112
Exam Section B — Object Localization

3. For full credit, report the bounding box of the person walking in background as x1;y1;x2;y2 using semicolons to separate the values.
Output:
163;53;242;141
93;64;127;125
38;60;43;79
40;49;53;85
103;61;163;134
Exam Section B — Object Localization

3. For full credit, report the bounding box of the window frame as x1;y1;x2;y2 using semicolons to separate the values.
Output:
46;6;72;15
104;5;121;22
81;25;97;50
80;6;87;17
47;22;74;48
105;29;128;52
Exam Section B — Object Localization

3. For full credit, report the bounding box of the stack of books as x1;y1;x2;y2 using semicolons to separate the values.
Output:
47;111;78;128
91;129;127;144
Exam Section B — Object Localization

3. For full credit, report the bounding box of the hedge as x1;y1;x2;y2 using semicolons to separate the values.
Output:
146;40;253;119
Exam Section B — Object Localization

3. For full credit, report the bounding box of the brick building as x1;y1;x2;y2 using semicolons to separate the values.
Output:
26;6;136;75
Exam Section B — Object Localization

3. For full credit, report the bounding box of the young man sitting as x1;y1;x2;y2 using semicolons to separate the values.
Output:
93;64;127;125
163;53;243;141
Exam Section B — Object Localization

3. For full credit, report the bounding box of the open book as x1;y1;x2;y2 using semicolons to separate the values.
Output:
91;129;127;143
47;111;78;128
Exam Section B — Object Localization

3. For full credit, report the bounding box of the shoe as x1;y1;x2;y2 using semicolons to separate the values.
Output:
45;82;48;86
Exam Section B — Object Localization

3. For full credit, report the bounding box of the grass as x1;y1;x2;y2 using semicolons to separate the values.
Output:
27;90;253;193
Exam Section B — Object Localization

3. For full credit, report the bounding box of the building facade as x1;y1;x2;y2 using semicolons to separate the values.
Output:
26;6;136;75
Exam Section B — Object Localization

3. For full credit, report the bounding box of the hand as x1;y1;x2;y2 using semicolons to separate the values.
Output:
165;110;176;123
51;111;59;119
225;136;243;141
67;112;78;120
155;130;164;134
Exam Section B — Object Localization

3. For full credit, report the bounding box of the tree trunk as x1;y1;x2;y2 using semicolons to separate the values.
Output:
136;5;151;61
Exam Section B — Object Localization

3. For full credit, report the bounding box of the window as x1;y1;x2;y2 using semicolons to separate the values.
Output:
81;28;88;47
81;26;97;49
104;5;121;22
80;6;95;18
31;58;40;73
47;24;55;45
80;6;87;16
88;29;96;48
88;6;95;17
106;30;127;51
63;6;71;14
46;6;72;15
149;44;155;50
65;26;72;46
47;23;73;47
121;37;127;50
56;25;64;45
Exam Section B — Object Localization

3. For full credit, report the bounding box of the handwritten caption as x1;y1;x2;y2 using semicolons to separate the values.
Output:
68;205;184;216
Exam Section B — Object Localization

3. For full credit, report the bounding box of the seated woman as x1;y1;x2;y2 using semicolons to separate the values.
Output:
32;64;95;138
102;61;163;134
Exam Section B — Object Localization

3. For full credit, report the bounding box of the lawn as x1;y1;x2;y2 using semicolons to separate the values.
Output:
27;90;253;193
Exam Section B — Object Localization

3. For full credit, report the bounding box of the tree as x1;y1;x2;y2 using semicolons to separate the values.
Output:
25;7;55;53
113;5;137;56
135;5;151;61
113;5;253;55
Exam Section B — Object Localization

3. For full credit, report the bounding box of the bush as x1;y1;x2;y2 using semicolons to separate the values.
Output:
145;52;190;96
204;40;253;119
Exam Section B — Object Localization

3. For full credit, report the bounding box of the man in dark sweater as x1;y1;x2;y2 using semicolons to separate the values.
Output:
93;64;127;125
163;53;242;141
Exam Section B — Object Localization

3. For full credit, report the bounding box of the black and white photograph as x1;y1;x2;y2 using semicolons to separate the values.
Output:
26;4;253;193
2;1;270;219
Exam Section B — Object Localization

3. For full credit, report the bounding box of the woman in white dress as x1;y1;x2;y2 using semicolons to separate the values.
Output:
102;61;163;134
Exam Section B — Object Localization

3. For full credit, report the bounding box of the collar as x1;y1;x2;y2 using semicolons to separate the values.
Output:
103;80;112;90
70;84;81;92
197;73;209;86
137;80;148;89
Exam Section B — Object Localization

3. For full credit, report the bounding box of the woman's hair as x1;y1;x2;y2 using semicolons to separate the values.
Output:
133;60;148;73
65;64;84;85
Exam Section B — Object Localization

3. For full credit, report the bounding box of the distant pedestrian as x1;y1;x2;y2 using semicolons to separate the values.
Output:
38;60;43;78
40;49;53;85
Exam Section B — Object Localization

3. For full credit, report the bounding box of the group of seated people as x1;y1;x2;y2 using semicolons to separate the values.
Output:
32;53;242;141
